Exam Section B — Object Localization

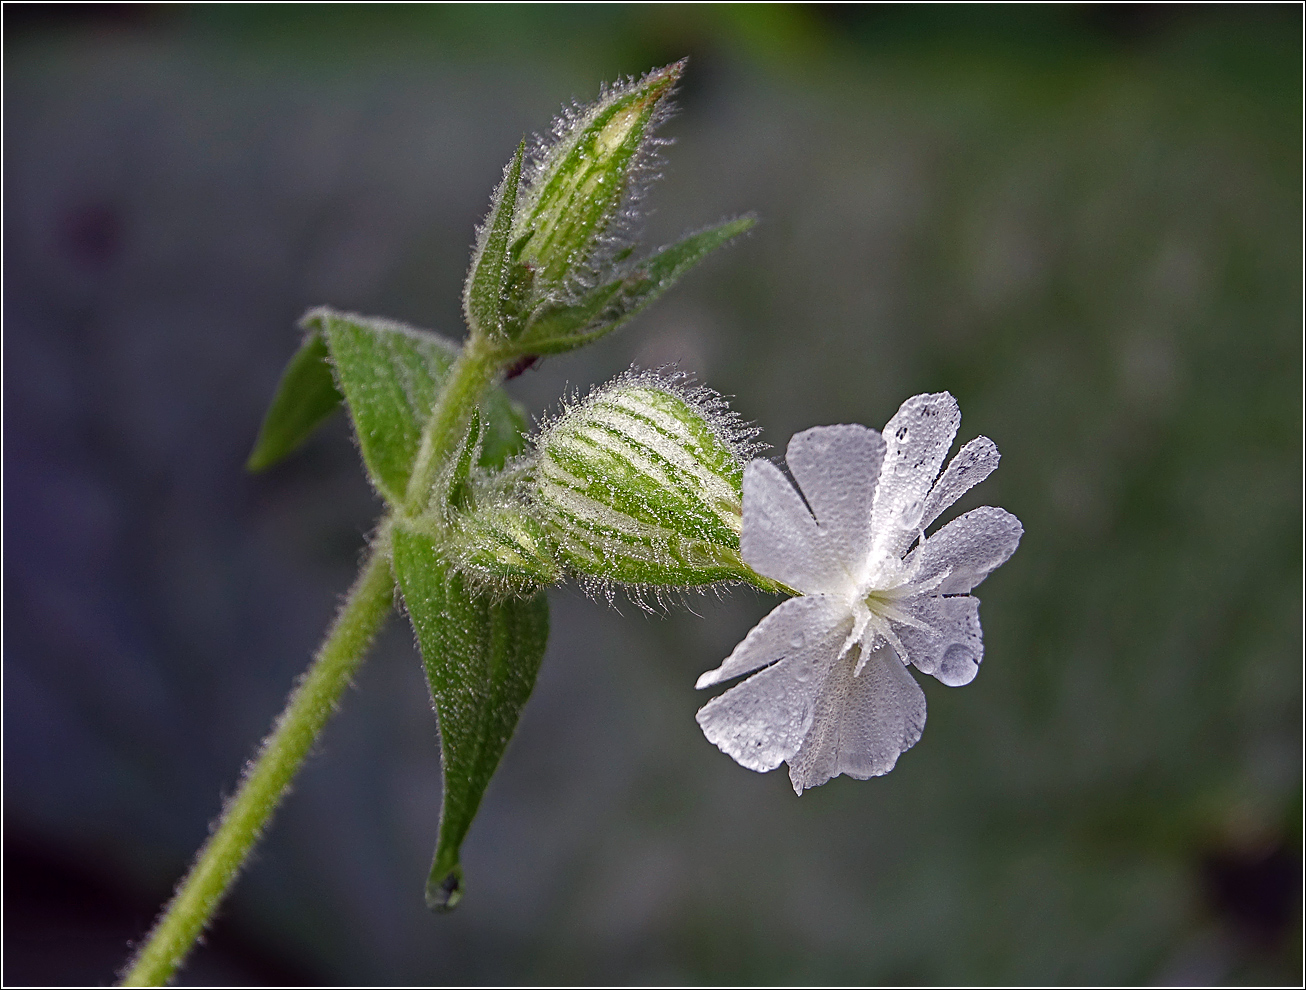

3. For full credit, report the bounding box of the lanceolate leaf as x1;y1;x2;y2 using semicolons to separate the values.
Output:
513;281;625;353
391;526;549;911
302;308;528;505
463;139;525;339
478;385;529;471
516;216;755;355
633;216;756;310
246;330;343;472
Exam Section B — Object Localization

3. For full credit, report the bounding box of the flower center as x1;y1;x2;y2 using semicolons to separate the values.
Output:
838;553;950;676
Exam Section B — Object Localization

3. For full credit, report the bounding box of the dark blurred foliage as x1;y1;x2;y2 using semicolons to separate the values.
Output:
4;4;1300;985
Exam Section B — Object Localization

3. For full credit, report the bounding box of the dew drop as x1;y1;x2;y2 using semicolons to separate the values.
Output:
426;865;464;912
939;644;978;685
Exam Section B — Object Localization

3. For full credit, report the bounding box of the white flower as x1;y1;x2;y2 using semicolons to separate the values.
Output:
694;392;1022;794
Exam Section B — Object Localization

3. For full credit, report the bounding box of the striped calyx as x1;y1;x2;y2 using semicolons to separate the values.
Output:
452;502;561;590
530;375;760;588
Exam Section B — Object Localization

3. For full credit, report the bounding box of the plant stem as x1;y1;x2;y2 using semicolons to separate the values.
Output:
122;327;506;985
120;534;397;987
403;337;502;516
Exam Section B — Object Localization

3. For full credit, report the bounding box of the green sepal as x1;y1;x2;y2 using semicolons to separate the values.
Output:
513;216;755;356
464;139;525;340
246;329;343;471
303;308;528;506
391;525;549;911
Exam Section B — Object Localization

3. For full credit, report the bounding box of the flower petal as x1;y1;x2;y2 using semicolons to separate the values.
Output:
786;642;926;794
907;505;1023;594
695;618;846;772
695;595;851;689
870;392;960;557
896;594;984;686
919;436;1000;534
785;424;885;570
741;459;844;595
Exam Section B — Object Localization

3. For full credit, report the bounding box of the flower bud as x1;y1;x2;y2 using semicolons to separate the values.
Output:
453;502;561;589
530;374;759;587
511;61;681;289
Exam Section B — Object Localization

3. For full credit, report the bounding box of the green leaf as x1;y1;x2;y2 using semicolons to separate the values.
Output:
464;139;525;339
447;410;482;514
311;308;458;505
246;330;343;471
512;281;625;353
304;308;526;506
478;386;529;471
632;215;756;307
391;526;549;911
516;216;755;355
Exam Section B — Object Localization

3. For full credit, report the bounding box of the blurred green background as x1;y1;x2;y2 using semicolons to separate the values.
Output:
5;5;1300;985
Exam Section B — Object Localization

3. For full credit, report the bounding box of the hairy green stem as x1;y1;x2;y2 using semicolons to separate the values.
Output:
403;337;502;516
121;330;509;986
120;534;397;987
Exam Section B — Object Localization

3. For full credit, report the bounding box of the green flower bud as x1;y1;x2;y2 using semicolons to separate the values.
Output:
530;373;761;588
461;60;752;358
512;61;681;289
453;502;562;590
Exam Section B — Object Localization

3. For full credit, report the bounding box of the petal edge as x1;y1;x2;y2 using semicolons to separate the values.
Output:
695;594;850;689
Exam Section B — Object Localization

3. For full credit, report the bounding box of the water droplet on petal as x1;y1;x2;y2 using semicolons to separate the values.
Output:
939;644;978;685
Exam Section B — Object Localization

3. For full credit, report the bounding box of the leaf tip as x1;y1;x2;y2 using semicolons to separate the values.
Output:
297;306;331;333
244;447;273;473
729;213;759;235
425;863;464;912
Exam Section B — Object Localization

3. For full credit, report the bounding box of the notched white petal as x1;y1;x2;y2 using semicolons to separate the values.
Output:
787;643;926;794
785;424;885;568
695;595;850;689
741;459;842;595
870;392;961;556
897;594;984;686
919;436;1000;534
696;630;841;772
908;505;1023;594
